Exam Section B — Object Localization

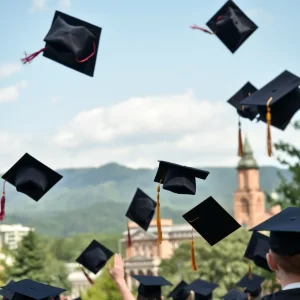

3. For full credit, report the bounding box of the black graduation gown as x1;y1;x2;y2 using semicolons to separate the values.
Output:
262;288;300;299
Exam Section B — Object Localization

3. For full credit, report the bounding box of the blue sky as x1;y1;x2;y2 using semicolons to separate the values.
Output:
0;0;299;169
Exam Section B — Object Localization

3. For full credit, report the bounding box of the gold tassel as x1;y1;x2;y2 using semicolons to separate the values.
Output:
191;230;197;271
248;262;252;279
156;183;163;244
266;97;273;157
248;293;251;300
127;221;132;247
238;118;244;157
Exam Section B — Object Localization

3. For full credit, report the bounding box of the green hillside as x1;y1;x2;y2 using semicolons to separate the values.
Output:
1;163;290;236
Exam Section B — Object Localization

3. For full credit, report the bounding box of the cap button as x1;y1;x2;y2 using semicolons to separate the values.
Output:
289;216;297;221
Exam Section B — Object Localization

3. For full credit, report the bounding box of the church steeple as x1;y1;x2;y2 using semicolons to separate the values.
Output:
237;136;259;170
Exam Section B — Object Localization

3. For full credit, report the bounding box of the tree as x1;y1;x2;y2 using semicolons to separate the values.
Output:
159;228;275;299
9;230;71;291
266;120;300;208
82;267;121;300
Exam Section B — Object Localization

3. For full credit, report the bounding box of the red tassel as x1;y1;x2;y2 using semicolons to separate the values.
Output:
127;222;132;247
21;48;46;64
81;266;94;285
0;181;6;221
190;24;213;34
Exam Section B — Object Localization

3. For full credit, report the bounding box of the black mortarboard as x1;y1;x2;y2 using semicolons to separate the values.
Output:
76;239;114;274
182;196;241;246
227;82;258;157
167;281;190;300
185;279;218;299
227;82;258;121
154;161;209;195
21;11;101;77
2;153;62;201
126;188;156;231
0;281;16;300
236;273;265;296
2;279;65;300
241;70;300;130
222;290;247;300
244;232;272;272
250;207;300;256
191;0;257;53
133;275;173;299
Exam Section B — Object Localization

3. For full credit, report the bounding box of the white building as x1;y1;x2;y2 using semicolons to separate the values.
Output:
0;224;32;250
65;263;102;299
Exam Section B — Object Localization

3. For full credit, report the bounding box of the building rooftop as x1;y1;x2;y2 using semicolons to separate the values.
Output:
237;136;259;170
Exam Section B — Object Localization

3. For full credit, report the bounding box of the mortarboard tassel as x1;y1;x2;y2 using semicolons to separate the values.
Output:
21;42;96;64
127;221;132;247
266;97;273;157
156;182;163;244
81;266;94;285
0;181;6;221
248;262;252;279
190;16;223;34
191;229;197;271
238;117;244;157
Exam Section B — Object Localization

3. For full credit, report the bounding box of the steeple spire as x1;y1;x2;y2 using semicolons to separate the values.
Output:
237;136;258;170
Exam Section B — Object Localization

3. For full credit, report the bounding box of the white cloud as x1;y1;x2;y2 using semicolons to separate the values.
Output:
50;96;62;104
1;90;299;171
29;0;71;13
29;0;47;13
0;64;21;79
0;81;28;103
58;0;72;9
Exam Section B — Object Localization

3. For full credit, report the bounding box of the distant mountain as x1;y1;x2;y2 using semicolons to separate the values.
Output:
1;163;290;236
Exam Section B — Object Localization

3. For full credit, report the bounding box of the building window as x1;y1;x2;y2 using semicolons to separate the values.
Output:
134;246;139;256
240;199;250;215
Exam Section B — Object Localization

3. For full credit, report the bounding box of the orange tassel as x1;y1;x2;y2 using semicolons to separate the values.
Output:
266;97;273;157
127;221;132;247
238;118;244;157
191;229;197;271
248;262;252;279
0;181;6;221
156;183;162;244
81;266;94;285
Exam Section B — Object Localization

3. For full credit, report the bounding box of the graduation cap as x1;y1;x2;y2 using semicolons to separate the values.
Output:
154;160;209;244
125;188;157;247
250;207;300;256
244;231;272;273
132;275;173;300
227;82;258;156
190;0;258;53
241;70;300;156
222;290;247;300
76;239;114;275
185;279;218;300
167;280;190;300
2;279;65;300
21;11;101;77
236;273;265;298
0;153;63;221
182;196;241;270
0;280;16;300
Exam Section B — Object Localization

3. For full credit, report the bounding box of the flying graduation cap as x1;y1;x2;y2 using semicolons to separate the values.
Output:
241;70;300;156
21;11;102;77
133;275;173;300
76;239;114;284
0;280;16;300
125;188;156;248
182;196;241;271
0;153;63;221
250;207;300;256
1;279;66;300
167;280;190;300
154;161;209;244
185;279;218;300
244;231;272;273
190;0;258;53
227;82;258;156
